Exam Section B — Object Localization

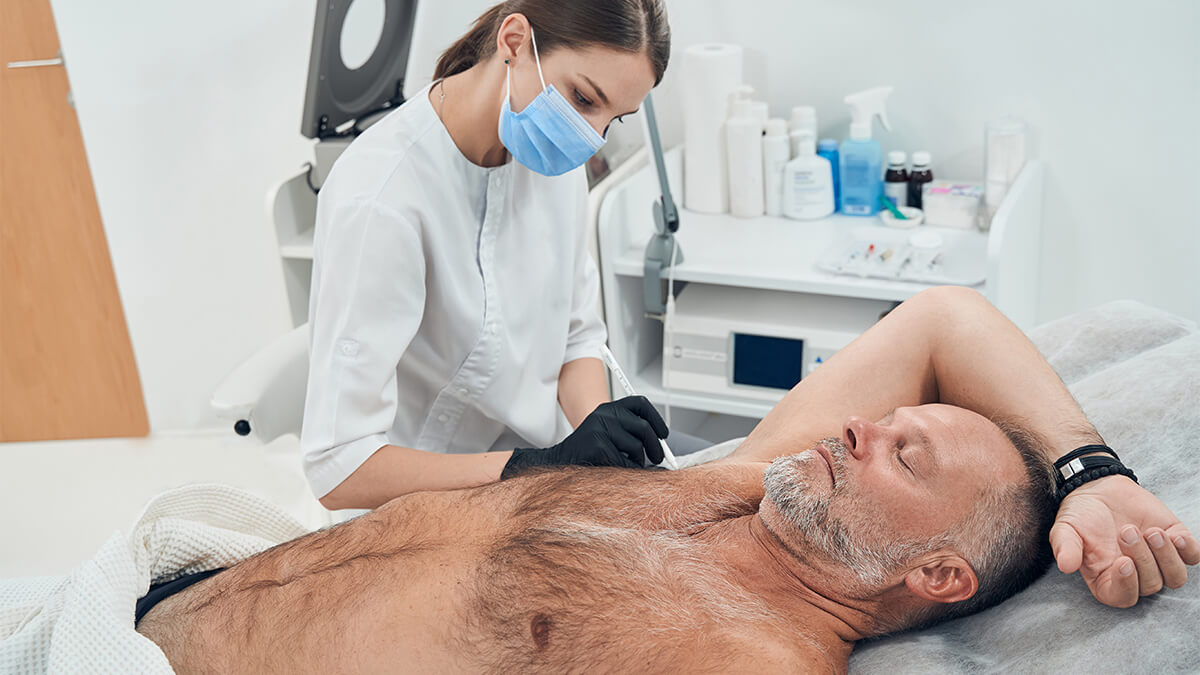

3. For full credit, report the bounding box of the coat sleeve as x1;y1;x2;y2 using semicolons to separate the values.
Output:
561;173;608;365
300;196;426;499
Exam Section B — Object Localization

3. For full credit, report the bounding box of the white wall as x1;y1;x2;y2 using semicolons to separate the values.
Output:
49;1;316;433
50;0;1198;433
646;0;1200;323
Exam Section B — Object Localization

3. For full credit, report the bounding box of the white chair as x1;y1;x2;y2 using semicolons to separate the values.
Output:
211;323;310;444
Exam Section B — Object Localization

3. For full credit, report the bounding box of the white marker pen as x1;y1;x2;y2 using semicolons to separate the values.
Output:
598;345;679;470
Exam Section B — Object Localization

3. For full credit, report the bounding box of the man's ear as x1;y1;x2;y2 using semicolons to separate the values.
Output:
904;555;978;605
496;13;530;62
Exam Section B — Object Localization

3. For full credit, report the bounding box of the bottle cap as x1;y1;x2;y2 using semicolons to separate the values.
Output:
849;121;871;141
731;99;756;120
912;151;932;166
765;118;788;137
818;139;838;152
887;151;907;166
789;106;817;128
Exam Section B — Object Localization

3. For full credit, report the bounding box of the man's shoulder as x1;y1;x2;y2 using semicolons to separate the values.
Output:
706;630;844;674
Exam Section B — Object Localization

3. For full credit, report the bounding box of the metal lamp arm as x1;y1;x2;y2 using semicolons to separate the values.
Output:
642;94;679;234
641;92;683;316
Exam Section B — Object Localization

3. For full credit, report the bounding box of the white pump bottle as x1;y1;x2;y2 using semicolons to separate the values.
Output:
782;130;834;220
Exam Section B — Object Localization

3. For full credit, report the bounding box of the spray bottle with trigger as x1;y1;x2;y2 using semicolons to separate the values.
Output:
839;86;894;216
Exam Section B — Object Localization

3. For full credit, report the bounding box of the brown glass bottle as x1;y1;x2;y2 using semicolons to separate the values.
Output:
907;151;934;209
884;152;909;207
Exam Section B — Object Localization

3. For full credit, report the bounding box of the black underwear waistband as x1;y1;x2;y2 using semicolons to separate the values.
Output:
135;567;226;626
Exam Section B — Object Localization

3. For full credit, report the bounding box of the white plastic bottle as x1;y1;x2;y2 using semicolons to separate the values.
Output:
782;130;835;220
789;106;818;148
752;100;770;129
762;118;791;217
726;87;765;218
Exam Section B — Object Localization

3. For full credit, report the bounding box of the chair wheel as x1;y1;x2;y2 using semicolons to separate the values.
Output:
234;420;251;436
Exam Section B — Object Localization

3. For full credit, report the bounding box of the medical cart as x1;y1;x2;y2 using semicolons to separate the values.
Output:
595;147;1044;436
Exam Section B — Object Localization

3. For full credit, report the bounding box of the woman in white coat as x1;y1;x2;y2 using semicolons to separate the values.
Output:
301;0;673;509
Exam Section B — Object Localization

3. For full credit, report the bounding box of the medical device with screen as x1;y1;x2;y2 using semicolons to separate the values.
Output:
731;334;806;390
663;285;895;403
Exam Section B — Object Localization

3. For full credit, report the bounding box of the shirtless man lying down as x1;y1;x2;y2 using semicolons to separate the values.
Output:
136;287;1198;672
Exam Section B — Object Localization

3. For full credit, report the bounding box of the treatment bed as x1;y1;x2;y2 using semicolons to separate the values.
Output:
2;300;1197;673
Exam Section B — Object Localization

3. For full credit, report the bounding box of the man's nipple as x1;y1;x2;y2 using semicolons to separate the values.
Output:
530;613;552;650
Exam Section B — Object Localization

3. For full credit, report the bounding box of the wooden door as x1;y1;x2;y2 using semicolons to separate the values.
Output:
1;0;149;441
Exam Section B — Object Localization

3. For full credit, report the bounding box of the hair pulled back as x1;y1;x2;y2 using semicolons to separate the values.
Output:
434;0;670;86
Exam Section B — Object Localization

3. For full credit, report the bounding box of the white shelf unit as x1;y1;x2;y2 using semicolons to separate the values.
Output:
269;170;318;326
596;148;1044;421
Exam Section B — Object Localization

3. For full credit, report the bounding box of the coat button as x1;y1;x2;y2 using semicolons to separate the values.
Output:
438;414;449;423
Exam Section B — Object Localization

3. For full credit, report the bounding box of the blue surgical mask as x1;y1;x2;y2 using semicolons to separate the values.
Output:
498;28;605;177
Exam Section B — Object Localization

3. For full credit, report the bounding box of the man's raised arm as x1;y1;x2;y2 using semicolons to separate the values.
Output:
728;285;1197;607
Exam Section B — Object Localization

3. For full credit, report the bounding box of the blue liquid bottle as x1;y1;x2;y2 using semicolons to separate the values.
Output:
838;87;893;216
839;134;881;215
817;139;841;210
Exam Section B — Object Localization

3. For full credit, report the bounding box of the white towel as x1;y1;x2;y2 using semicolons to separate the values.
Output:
0;483;309;674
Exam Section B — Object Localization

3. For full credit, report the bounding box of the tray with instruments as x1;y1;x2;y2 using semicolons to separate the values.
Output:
816;225;987;286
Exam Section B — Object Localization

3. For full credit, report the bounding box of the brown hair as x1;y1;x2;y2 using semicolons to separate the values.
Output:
433;0;670;86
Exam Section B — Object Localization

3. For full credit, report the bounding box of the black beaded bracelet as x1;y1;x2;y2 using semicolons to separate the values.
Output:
1055;454;1138;502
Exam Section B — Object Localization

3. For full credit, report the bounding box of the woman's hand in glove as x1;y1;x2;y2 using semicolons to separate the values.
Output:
501;396;668;479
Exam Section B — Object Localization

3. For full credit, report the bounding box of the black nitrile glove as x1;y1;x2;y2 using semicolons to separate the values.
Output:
501;396;669;479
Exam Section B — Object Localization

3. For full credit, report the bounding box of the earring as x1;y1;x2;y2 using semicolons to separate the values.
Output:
505;58;510;64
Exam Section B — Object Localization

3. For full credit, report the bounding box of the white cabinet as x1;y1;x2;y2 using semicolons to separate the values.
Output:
596;148;1044;423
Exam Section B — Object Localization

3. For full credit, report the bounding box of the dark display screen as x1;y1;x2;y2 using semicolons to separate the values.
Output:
732;333;805;390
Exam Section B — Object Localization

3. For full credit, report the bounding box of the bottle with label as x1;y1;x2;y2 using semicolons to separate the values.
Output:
782;130;835;220
726;86;765;218
839;86;893;216
762;118;791;217
817;139;841;210
907;151;934;209
883;151;909;208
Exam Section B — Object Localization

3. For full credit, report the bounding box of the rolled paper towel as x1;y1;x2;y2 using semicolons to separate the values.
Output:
682;43;743;214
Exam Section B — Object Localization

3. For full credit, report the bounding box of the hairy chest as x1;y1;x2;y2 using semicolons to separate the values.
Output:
456;519;783;673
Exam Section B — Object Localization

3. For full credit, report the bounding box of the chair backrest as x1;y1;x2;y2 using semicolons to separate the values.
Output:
211;323;310;444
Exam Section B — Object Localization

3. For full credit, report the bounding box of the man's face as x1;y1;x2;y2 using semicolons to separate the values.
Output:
762;404;1026;587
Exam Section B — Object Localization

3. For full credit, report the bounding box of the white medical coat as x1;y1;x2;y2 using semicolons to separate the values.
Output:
300;83;607;498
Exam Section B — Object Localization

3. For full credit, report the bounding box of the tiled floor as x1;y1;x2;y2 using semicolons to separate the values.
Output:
0;432;330;579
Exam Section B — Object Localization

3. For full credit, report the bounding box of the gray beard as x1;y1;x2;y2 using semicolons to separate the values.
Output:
763;439;937;588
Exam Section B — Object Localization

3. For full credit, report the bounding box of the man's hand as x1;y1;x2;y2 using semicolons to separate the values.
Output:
1050;475;1200;608
501;396;668;479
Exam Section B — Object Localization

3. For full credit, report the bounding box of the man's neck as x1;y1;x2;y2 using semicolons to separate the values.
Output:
697;512;881;654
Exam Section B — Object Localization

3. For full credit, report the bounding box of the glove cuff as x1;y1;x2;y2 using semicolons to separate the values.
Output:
500;447;547;481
